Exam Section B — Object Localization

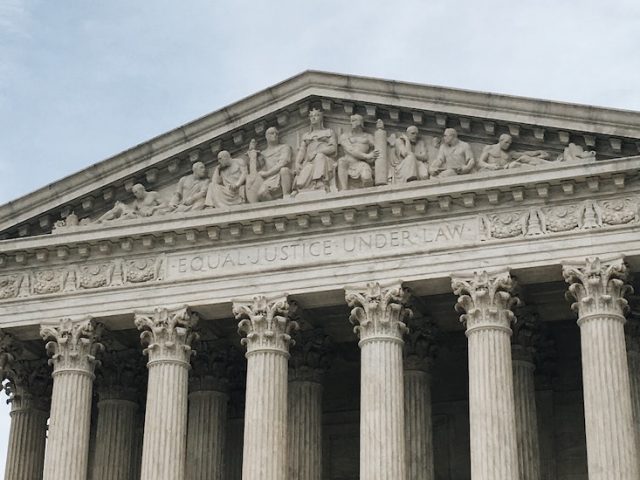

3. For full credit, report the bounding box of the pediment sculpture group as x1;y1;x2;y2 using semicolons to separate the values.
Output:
57;109;597;228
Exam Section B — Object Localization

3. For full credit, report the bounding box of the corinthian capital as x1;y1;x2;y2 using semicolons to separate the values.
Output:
40;317;104;375
404;314;439;372
96;348;146;401
562;257;632;319
233;295;298;355
190;343;241;392
345;281;410;344
451;270;520;334
0;329;22;380
135;305;199;365
289;328;333;382
5;357;52;411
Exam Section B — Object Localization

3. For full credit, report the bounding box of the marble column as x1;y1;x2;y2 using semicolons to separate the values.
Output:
233;295;298;480
403;314;438;480
224;361;247;480
2;355;51;480
452;270;520;480
345;281;409;480
287;327;332;480
135;305;199;480
625;304;640;462
40;317;104;480
92;349;144;480
130;410;145;480
186;343;237;480
563;257;639;480
511;308;542;480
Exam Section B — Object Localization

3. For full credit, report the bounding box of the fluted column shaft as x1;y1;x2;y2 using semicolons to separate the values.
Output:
288;380;323;480
186;390;228;480
224;418;244;480
404;369;434;480
41;318;103;480
234;295;298;480
135;306;199;480
564;257;639;480
512;350;541;480
4;397;48;480
452;270;520;480
92;397;138;480
628;347;640;457
346;281;409;480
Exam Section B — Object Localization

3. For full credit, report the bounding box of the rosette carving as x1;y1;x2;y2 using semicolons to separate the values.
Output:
40;317;104;375
562;257;632;319
452;270;520;334
134;305;199;365
345;281;410;343
233;295;298;354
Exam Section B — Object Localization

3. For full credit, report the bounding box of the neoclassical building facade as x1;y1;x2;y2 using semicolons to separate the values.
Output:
1;71;640;480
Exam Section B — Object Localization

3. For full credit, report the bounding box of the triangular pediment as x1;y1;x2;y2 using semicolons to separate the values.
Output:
2;70;640;240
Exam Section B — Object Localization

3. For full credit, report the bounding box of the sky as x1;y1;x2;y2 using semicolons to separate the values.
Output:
0;0;639;474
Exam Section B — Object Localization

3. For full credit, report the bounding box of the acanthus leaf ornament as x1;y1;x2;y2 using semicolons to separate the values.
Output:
233;295;298;355
134;305;199;365
345;281;411;344
562;256;632;319
451;270;520;334
40;317;104;375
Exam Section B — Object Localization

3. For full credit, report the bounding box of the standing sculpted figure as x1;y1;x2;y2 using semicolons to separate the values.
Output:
478;134;551;170
97;184;168;223
170;161;211;211
337;114;379;190
245;127;293;202
294;109;337;192
390;125;429;183
431;128;475;177
205;150;248;208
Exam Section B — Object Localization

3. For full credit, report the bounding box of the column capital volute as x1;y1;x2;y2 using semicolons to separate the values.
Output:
289;327;333;383
233;295;299;355
40;317;104;376
345;280;410;345
189;342;241;393
562;256;632;321
511;305;542;364
452;269;520;334
135;305;199;366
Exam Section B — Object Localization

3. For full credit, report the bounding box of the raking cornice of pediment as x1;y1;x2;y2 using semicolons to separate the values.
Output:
1;70;640;239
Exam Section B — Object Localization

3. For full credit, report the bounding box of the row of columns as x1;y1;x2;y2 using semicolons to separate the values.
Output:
1;256;640;479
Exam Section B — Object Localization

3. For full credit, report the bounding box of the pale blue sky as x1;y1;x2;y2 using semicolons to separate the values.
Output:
1;0;640;474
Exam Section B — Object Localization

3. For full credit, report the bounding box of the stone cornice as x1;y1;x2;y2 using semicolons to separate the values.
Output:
1;156;639;269
2;70;639;237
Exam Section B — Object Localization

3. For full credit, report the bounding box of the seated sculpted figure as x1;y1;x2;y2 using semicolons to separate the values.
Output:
245;127;293;202
478;134;551;170
97;184;168;223
205;151;248;208
430;128;475;177
390;125;429;183
337;114;379;190
294;109;337;192
170;161;211;211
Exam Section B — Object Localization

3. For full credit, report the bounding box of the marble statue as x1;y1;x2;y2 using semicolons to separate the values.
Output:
294;109;337;192
558;142;597;163
430;128;475;177
245;128;293;203
97;184;168;223
337;114;379;190
170;162;211;211
389;126;429;183
478;134;551;170
205;151;248;208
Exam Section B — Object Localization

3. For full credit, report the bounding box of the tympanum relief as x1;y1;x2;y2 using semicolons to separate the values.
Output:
49;106;604;232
